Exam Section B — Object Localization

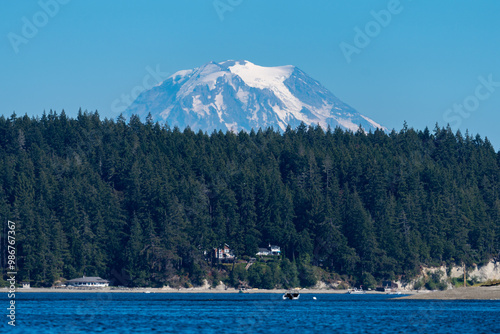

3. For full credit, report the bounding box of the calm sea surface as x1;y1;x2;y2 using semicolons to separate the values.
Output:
1;293;499;333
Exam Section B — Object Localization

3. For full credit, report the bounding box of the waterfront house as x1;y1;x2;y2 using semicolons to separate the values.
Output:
66;276;110;287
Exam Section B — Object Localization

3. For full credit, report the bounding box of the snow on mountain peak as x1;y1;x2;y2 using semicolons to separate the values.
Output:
124;60;387;133
228;60;294;90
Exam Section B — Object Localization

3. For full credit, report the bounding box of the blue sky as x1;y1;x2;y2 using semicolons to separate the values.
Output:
1;0;500;148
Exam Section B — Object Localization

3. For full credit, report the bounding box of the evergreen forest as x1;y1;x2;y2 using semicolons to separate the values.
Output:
1;110;499;288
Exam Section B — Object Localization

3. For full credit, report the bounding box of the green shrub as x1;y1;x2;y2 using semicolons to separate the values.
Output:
361;272;377;290
298;262;317;288
413;278;424;290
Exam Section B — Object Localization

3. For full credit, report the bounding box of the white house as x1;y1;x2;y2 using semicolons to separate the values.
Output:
256;248;270;256
214;244;235;262
256;244;281;256
270;245;281;255
66;276;109;287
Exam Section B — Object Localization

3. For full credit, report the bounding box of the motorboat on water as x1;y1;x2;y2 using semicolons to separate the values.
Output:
347;287;366;294
283;289;300;300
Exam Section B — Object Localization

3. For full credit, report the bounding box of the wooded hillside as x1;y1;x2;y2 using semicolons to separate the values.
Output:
1;111;499;288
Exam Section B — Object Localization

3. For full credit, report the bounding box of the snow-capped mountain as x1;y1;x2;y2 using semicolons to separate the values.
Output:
124;60;386;133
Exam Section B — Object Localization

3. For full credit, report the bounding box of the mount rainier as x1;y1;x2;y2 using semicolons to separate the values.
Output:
124;60;386;133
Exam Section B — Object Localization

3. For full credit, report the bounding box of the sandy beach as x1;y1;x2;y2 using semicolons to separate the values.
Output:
396;286;500;300
4;286;415;295
9;286;500;299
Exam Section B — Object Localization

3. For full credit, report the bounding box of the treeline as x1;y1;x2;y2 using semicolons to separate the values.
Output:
0;110;499;288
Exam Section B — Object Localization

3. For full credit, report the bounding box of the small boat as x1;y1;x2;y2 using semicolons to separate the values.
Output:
283;289;300;300
347;287;366;294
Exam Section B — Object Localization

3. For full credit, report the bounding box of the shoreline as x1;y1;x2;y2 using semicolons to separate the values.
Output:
4;287;417;295
6;286;500;299
396;286;500;300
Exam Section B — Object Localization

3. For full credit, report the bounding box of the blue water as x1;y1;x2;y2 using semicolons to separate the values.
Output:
1;293;499;333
